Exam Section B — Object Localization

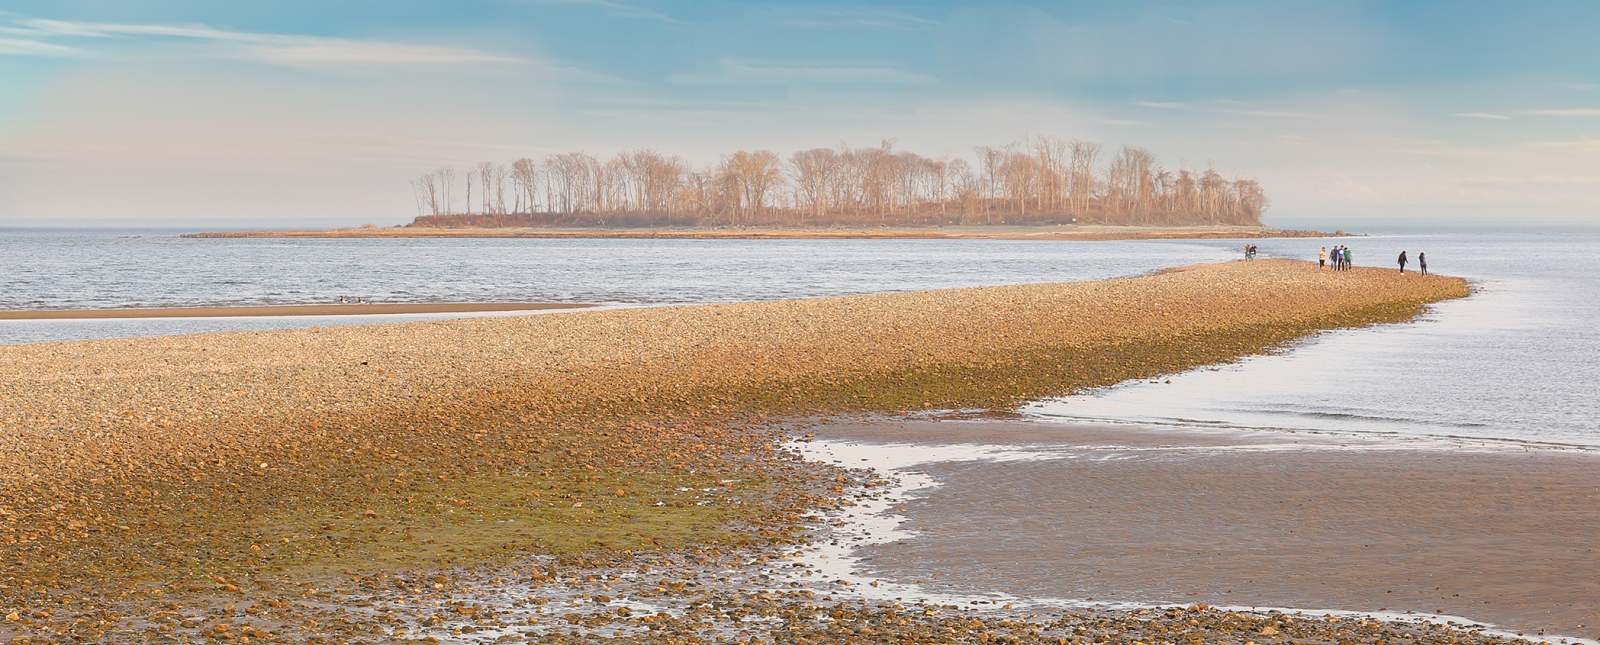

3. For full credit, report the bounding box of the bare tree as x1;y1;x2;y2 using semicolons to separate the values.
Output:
435;166;458;215
789;148;842;224
1068;140;1102;222
721;150;784;224
510;158;538;214
409;176;437;217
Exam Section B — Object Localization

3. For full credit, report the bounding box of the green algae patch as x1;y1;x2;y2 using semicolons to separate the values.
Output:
26;419;822;598
238;459;806;577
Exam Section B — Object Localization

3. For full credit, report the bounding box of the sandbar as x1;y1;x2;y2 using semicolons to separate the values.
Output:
0;260;1478;643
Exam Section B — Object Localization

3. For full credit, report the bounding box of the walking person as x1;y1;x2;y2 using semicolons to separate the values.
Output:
1418;251;1427;275
1398;251;1408;273
1319;247;1327;269
1344;247;1353;270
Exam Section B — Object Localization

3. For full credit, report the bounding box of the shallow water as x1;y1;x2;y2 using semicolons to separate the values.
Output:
791;424;1600;642
1033;232;1600;449
0;231;1237;344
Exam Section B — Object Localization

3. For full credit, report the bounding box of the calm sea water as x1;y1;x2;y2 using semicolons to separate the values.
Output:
1033;232;1600;449
2;229;1594;448
0;231;1237;344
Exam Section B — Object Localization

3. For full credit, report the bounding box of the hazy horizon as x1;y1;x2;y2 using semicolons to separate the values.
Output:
3;1;1598;231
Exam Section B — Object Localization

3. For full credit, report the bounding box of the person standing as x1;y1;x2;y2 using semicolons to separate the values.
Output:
1345;247;1353;270
1319;247;1327;269
1418;251;1427;275
1398;251;1408;273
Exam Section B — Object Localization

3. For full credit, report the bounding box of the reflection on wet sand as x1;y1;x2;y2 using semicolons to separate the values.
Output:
804;418;1600;640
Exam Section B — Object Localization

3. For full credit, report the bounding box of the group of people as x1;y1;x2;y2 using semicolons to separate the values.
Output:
338;296;370;305
1398;250;1427;275
1319;246;1353;270
1317;246;1428;275
1243;244;1258;259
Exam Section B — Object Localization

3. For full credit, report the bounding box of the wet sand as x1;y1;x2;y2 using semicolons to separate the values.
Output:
0;302;591;319
808;418;1600;639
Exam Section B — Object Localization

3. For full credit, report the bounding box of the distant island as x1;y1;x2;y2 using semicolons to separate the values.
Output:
188;136;1349;239
184;224;1344;241
416;136;1269;227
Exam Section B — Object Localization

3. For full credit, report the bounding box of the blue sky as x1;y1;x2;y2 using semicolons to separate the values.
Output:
1;1;1597;229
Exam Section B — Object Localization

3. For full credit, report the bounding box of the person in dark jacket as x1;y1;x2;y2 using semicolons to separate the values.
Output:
1418;252;1427;275
1398;251;1408;273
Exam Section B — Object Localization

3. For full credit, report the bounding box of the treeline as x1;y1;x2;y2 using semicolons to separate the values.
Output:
407;136;1269;229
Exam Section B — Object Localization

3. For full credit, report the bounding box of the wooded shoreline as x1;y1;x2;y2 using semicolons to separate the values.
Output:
183;224;1348;240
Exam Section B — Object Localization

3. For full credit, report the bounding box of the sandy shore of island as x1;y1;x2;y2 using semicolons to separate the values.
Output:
804;418;1600;640
0;260;1474;643
0;302;592;320
181;224;1345;241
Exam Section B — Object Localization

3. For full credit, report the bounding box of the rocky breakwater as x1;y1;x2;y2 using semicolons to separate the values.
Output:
0;260;1469;642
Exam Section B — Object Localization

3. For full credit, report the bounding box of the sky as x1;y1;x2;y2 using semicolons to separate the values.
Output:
1;0;1597;231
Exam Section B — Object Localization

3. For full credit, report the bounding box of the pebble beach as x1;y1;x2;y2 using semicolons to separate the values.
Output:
0;259;1483;644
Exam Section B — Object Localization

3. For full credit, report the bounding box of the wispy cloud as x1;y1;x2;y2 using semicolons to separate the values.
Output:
1133;101;1185;109
1523;109;1600;116
1103;120;1148;126
670;60;938;85
1525;136;1600;151
10;18;522;67
778;9;937;31
0;36;78;56
1453;112;1510;120
1235;110;1322;118
1458;175;1600;185
529;0;685;25
1391;147;1498;158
